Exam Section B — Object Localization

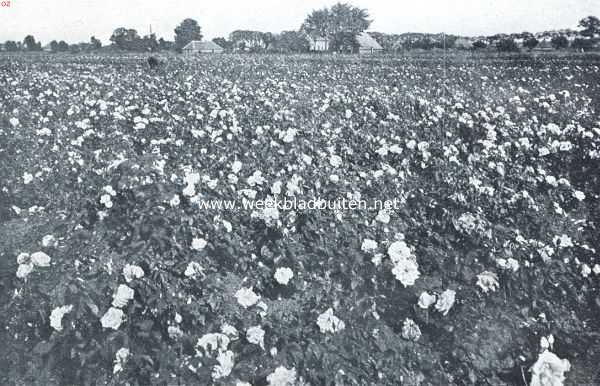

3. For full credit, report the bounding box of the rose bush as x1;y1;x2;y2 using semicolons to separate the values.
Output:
1;53;600;385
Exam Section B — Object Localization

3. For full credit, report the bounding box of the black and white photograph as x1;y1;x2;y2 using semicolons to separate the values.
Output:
1;1;600;385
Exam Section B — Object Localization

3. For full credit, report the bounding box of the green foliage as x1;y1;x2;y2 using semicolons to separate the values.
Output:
551;35;569;50
496;38;520;52
301;2;371;52
579;16;600;38
174;18;203;51
1;54;600;385
23;35;41;51
524;37;539;50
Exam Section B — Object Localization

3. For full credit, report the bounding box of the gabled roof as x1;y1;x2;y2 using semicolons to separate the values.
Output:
357;32;383;50
536;40;553;49
309;35;329;41
183;40;223;51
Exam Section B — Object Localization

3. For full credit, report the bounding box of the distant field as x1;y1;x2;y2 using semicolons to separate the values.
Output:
1;53;599;385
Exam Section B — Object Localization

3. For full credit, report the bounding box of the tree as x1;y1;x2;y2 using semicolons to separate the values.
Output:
572;38;594;51
142;34;159;52
301;8;331;38
23;35;41;51
473;40;487;49
5;40;19;52
158;38;174;51
301;3;371;52
496;38;519;52
579;16;600;38
212;37;232;51
410;37;434;50
90;36;102;50
271;31;310;53
550;35;569;49
523;37;539;50
229;30;265;51
69;44;81;54
110;28;141;50
57;41;69;52
174;18;202;51
261;32;275;50
48;40;59;53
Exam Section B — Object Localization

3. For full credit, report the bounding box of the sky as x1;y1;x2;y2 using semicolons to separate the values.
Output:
0;0;597;44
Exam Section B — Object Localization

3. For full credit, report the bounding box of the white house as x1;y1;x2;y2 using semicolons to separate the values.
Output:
308;36;329;52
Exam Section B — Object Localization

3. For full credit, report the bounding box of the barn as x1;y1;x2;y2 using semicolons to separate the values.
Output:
357;32;383;54
183;40;224;55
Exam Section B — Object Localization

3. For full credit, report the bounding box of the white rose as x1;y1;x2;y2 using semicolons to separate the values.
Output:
435;289;456;316
329;154;343;168
417;291;437;309
267;366;297;386
231;161;243;174
316;308;345;334
212;350;235;380
361;239;378;253
42;235;58;248
16;263;34;279
112;284;135;308
49;304;73;332
122;264;144;283
101;307;125;330
235;287;260;308
184;261;204;278
16;252;30;264
30;252;51;267
274;267;294;285
246;326;265;349
191;237;208;251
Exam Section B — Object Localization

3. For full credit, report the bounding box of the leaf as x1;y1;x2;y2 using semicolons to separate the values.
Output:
33;340;55;355
86;300;99;316
138;319;154;331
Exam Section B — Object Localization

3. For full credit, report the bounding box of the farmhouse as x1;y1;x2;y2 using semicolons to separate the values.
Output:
454;37;474;50
308;35;329;52
182;40;224;55
229;30;266;51
357;32;383;54
534;39;553;51
514;38;525;48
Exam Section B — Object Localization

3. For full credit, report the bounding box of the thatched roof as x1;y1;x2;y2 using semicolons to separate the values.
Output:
183;40;223;51
357;32;383;50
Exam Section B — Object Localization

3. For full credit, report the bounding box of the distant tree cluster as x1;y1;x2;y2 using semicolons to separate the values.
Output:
174;18;202;51
23;35;42;51
1;12;598;55
301;3;371;52
109;28;159;51
3;35;103;53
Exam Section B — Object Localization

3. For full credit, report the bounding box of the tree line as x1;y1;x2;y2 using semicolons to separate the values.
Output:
2;7;599;54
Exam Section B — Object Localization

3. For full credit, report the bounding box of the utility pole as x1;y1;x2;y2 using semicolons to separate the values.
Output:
443;32;447;80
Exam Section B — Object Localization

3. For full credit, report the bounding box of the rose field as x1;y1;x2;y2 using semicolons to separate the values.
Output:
1;53;600;385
